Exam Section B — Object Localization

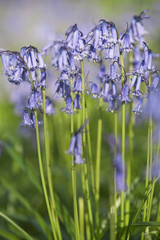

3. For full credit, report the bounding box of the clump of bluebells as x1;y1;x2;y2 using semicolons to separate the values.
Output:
1;9;160;240
1;46;55;126
41;9;159;118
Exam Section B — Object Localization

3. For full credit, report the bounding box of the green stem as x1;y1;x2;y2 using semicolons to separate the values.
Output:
110;111;118;240
85;105;95;195
34;110;57;240
125;52;134;227
125;102;133;226
85;213;91;240
84;163;95;240
42;87;62;240
79;198;85;240
95;97;103;239
80;60;95;239
18;55;57;239
72;162;80;240
120;51;125;228
71;78;80;240
80;60;85;126
114;111;118;236
110;172;115;240
141;72;153;240
0;211;34;240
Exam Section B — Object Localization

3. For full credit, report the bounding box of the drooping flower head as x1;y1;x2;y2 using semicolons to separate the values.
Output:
129;9;149;46
68;119;88;165
114;152;127;192
0;46;46;87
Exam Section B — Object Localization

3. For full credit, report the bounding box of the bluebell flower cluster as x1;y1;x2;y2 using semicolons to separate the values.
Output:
40;9;159;116
0;10;159;144
0;46;55;127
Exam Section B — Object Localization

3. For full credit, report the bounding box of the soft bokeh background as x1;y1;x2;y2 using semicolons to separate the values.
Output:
0;0;160;239
0;0;160;50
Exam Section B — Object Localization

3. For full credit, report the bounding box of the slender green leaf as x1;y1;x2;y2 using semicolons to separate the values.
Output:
0;211;34;240
0;227;19;240
1;177;52;240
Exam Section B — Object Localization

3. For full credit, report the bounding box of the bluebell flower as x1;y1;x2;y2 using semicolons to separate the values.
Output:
103;43;120;61
137;60;146;75
144;89;160;122
87;20;118;51
73;76;82;93
65;24;88;60
1;53;10;72
24;52;33;69
110;63;120;81
143;43;153;71
146;50;152;71
61;95;73;115
30;110;43;128
30;49;38;68
68;135;77;154
28;92;38;109
114;152;127;192
147;76;159;92
30;69;36;84
133;46;142;70
66;24;79;49
120;32;133;52
100;19;110;40
54;80;70;98
1;52;27;85
10;54;17;68
132;96;143;114
73;94;81;109
132;75;142;96
1;46;47;87
89;83;99;98
58;70;69;81
39;69;46;87
108;97;116;113
98;64;106;81
111;82;118;99
8;66;22;85
130;75;137;90
54;81;64;98
93;27;102;49
129;10;149;44
20;47;27;58
87;45;101;62
68;120;88;165
121;84;131;103
51;46;69;72
110;22;118;43
101;80;110;99
45;97;55;115
69;54;78;74
104;46;114;60
20;109;42;127
74;152;84;165
20;109;33;127
27;90;42;109
36;51;46;69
